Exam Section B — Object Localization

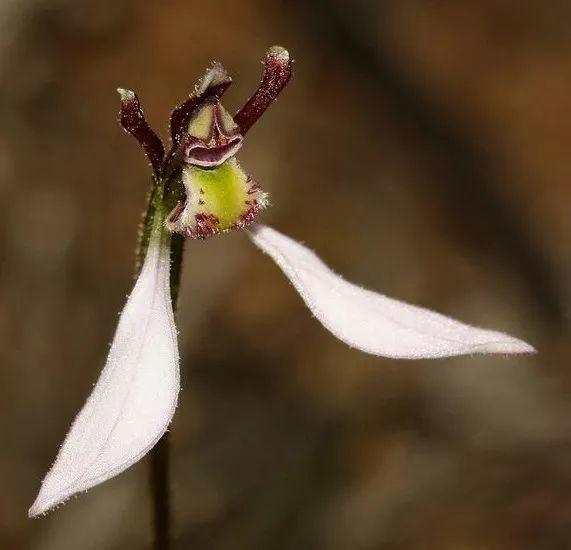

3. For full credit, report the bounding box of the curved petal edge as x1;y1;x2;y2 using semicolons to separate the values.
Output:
29;229;180;517
248;225;535;360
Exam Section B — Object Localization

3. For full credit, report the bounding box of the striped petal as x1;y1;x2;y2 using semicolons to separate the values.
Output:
248;225;534;359
29;229;179;516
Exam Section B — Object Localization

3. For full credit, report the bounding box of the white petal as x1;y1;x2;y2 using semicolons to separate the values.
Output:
29;229;180;516
248;225;534;359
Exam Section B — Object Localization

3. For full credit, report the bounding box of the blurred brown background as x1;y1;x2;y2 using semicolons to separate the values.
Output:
1;0;570;548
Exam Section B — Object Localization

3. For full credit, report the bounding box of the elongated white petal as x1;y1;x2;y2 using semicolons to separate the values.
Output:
248;225;534;359
29;229;180;516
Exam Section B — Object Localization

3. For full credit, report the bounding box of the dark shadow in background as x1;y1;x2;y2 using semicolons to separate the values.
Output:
298;0;565;328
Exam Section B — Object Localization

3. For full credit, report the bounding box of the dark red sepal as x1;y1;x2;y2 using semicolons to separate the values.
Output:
234;46;292;135
117;89;165;177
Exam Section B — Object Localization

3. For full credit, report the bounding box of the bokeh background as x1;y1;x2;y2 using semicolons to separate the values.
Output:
1;0;570;548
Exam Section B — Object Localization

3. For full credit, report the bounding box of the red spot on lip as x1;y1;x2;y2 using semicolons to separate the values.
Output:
239;202;260;226
187;212;220;239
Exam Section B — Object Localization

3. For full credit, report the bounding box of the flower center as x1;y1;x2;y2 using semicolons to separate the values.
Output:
183;101;243;168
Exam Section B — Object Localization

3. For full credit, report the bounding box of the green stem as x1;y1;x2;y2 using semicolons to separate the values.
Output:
136;178;185;550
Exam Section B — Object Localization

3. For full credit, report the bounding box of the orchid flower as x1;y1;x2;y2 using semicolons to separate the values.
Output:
29;46;534;517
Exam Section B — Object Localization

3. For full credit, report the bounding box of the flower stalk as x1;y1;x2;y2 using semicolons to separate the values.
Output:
136;179;184;550
149;433;171;550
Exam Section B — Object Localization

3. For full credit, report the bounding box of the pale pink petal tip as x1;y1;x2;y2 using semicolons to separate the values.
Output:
248;225;535;360
29;230;180;516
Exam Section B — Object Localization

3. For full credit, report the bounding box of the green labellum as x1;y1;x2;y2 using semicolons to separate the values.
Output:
165;158;267;239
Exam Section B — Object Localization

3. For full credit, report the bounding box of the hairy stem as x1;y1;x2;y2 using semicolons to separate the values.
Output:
137;178;185;550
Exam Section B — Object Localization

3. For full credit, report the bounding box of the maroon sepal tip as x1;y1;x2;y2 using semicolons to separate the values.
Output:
234;46;293;135
117;88;165;177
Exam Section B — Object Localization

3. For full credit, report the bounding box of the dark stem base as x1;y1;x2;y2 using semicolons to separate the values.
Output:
150;433;172;550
